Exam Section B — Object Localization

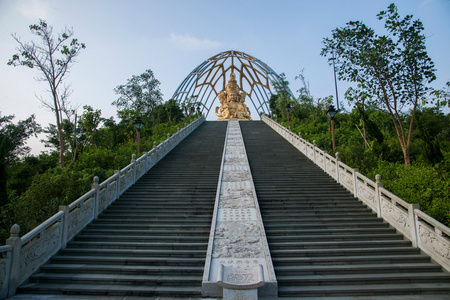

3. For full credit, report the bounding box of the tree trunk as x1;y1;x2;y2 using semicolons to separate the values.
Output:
362;120;368;148
53;89;65;168
403;148;411;167
58;127;65;168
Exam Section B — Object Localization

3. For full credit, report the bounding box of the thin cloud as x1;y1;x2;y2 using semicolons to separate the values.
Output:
17;0;52;20
420;0;436;7
170;33;222;50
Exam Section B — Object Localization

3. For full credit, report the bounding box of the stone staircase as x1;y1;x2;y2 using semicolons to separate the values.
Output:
16;121;227;298
11;120;450;299
240;121;450;298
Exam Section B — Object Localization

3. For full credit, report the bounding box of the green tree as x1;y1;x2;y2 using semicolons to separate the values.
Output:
271;73;295;118
8;20;86;168
112;69;163;125
154;100;184;124
321;4;436;167
0;114;41;207
78;105;102;149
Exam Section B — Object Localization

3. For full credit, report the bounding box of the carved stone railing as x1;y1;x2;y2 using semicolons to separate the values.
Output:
0;116;205;299
262;114;450;273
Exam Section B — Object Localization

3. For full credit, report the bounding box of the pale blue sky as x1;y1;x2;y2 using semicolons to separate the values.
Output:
0;0;449;154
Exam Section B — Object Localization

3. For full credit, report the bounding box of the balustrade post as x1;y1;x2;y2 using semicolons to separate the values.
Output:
335;152;341;183
131;154;137;184
59;205;69;249
6;224;21;297
375;174;383;218
353;168;359;198
152;141;157;167
114;170;120;200
313;140;317;164
155;142;160;162
409;203;420;247
143;151;149;173
323;150;328;172
92;176;100;219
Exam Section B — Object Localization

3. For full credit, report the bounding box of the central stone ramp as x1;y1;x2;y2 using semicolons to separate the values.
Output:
17;121;227;298
240;121;450;298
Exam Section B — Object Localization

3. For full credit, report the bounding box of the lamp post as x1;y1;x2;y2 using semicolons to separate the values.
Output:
326;105;338;153
327;48;340;154
134;116;144;156
286;103;291;128
332;49;340;111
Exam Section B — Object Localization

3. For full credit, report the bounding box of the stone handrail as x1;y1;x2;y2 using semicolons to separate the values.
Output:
0;116;205;298
261;114;450;272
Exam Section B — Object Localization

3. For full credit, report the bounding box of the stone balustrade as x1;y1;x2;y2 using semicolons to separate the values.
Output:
262;114;450;273
0;116;205;298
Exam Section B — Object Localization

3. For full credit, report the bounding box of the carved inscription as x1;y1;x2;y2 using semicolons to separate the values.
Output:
226;270;256;284
220;209;254;221
218;259;261;270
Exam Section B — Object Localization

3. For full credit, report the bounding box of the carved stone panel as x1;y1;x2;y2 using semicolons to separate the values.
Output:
213;221;262;258
419;224;450;260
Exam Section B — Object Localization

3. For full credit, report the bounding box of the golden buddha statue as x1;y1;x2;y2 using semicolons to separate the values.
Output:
215;73;252;121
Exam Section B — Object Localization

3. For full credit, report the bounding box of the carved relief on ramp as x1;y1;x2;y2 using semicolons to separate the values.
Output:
202;120;276;297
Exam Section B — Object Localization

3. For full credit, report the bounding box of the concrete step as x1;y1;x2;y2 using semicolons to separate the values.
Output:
105;204;215;210
266;227;397;235
50;255;205;266
66;240;206;250
262;208;374;215
277;272;450;286
272;254;430;265
95;213;212;219
28;273;201;286
81;228;210;236
262;216;385;224
39;263;204;275
91;218;211;225
73;234;209;243
269;246;422;257
278;283;450;297
59;248;206;258
268;233;404;242
264;222;390;229
268;239;412;250
273;262;443;276
18;282;202;297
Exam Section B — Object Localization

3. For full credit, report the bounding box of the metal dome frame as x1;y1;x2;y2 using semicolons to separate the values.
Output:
171;50;294;118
